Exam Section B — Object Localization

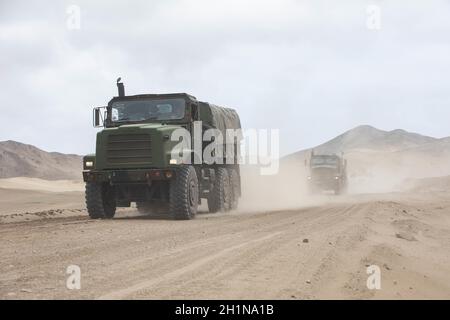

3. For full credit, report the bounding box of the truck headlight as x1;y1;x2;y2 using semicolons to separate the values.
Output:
85;161;94;167
169;159;178;165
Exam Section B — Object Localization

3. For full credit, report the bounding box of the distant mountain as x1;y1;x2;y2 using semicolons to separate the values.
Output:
312;125;437;154
286;125;441;160
0;141;82;180
395;136;450;155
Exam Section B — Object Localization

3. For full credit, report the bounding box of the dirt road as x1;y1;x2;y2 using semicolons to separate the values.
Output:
1;192;450;300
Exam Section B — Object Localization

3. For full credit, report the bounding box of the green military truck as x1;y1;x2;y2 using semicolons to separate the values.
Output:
306;151;348;195
82;79;242;220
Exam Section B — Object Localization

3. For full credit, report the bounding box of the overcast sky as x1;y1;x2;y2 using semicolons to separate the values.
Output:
1;0;450;156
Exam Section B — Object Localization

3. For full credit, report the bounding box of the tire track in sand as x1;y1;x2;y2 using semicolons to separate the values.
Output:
98;231;283;299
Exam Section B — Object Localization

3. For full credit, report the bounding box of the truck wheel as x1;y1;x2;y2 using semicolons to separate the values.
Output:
85;182;116;219
169;166;199;220
207;168;231;213
229;169;240;210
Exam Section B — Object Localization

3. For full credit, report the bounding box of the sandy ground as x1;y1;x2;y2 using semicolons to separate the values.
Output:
1;177;449;299
0;178;85;220
0;177;84;193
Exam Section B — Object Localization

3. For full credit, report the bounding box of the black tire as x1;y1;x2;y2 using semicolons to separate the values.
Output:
169;166;199;220
85;182;116;219
207;168;231;213
229;169;240;210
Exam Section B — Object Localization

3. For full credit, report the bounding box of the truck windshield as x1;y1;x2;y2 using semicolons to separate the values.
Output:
110;98;185;123
311;157;338;167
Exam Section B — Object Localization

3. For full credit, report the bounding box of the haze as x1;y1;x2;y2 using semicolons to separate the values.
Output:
1;0;450;155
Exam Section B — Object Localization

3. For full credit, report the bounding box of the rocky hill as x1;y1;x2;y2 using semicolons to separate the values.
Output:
0;140;82;180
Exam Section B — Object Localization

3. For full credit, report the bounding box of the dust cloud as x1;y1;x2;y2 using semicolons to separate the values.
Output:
345;147;450;194
239;161;321;212
238;146;450;212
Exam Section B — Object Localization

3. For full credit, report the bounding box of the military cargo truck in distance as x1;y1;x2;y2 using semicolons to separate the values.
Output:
82;79;242;220
306;151;348;195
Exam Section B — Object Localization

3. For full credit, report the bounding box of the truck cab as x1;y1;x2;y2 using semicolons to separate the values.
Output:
306;152;348;195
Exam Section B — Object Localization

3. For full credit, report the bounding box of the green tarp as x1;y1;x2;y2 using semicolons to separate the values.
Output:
199;102;241;133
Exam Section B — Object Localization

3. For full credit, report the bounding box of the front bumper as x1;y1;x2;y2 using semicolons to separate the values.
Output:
83;168;175;184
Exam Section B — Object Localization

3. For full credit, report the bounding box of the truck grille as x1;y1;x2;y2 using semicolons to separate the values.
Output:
106;134;152;166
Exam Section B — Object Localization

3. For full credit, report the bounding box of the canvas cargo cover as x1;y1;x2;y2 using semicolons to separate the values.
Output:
199;102;241;133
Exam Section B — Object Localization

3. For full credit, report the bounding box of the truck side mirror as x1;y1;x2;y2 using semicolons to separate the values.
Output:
93;107;105;128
